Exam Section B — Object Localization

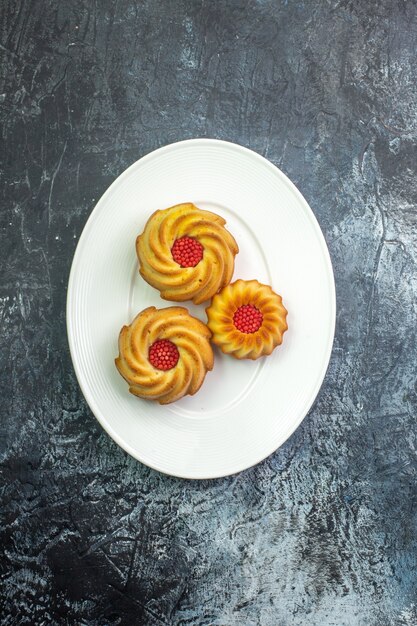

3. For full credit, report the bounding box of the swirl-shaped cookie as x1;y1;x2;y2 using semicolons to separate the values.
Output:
136;203;239;304
206;279;288;360
115;306;214;404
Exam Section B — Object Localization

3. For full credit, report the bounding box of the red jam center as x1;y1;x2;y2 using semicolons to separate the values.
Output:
149;339;179;370
233;304;263;334
171;236;203;268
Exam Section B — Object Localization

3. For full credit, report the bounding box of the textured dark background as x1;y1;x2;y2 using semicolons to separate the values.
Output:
2;0;417;624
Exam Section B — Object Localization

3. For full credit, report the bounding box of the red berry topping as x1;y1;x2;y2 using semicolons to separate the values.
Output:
171;236;204;268
233;304;263;334
149;339;179;370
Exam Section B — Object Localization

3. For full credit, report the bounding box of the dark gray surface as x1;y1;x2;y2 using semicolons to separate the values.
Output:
1;1;417;624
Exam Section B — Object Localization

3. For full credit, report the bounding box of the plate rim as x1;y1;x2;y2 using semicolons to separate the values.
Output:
66;137;336;479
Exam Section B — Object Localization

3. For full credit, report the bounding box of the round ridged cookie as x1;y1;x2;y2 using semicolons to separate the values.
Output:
206;279;288;360
136;203;239;304
115;306;214;404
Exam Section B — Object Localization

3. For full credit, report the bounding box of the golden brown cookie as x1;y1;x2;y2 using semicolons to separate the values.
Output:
206;279;288;360
115;306;214;404
136;203;239;304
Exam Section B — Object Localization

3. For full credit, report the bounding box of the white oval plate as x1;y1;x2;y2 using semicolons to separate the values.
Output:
67;139;335;479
